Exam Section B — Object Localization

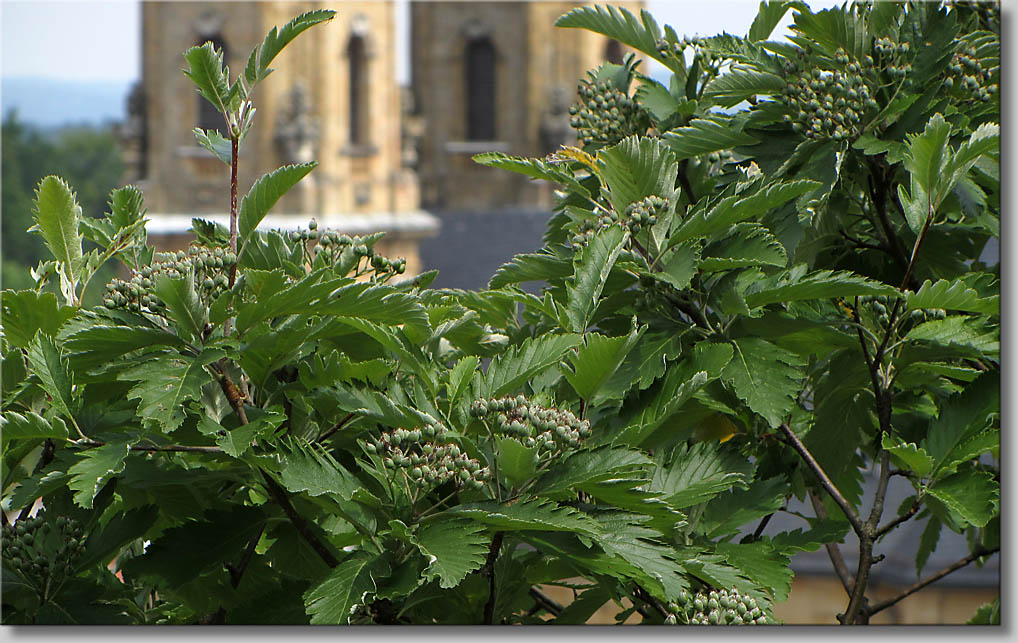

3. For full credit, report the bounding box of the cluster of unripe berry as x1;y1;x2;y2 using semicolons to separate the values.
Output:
470;396;591;452
365;422;490;491
2;514;85;592
943;45;996;102
664;587;772;625
291;221;407;276
570;195;669;250
104;245;236;313
654;36;723;74
568;79;643;146
780;52;877;141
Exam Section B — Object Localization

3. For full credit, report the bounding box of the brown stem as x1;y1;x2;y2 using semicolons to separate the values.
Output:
865;547;999;617
315;412;356;444
131;443;224;454
227;524;265;589
780;424;864;537
809;490;854;595
228;135;240;288
751;511;775;541
841;535;873;624
528;587;563;617
215;363;249;425
678;159;697;205
633;584;669;619
260;470;339;568
876;500;920;538
483;531;505;624
865;158;911;278
899;209;933;292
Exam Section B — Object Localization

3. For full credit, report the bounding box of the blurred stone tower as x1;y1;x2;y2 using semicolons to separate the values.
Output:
410;1;642;212
124;1;435;274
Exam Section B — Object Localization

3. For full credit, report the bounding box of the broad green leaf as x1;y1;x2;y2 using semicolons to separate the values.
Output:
79;185;147;250
447;355;479;408
715;542;793;602
118;349;224;433
925;470;998;528
153;272;206;343
562;325;643;401
304;552;384;624
905;278;999;315
4;471;70;512
924;372;999;476
943;122;999;201
78;505;159;571
702;67;784;107
565;225;627;332
768;520;850;554
237;163;318;242
552;586;613;625
555;5;668;65
413;519;488;588
722;337;803;428
789;5;871;60
916;515;942;576
649;442;754;509
905;316;999;357
274;437;363;500
1;290;76;349
534;447;652;498
318;281;430;333
327;383;428;429
234;271;343;332
64;323;185;365
698;476;788;539
664;117;760;161
446;498;600;536
598;136;678;215
594;515;690;600
966;598;1000;626
27;333;77;419
488;251;573;289
183;42;231;122
748;1;803;41
609;368;710;446
700;223;787;271
881;434;934;478
480;332;581;398
595;332;682;405
67;441;130;509
193;127;232;165
472;152;589;197
245;10;336;87
0;411;69;444
29;176;83;284
495;436;539;488
651;241;699;292
673;180;818;243
743;266;898;308
197;410;284;458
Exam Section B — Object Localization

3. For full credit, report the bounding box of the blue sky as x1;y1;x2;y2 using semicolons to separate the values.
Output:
1;0;843;84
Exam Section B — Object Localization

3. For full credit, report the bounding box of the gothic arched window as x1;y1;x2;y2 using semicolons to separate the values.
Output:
465;37;496;141
347;34;370;145
197;35;228;132
605;39;623;64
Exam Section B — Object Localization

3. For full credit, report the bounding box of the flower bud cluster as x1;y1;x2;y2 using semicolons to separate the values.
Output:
365;422;490;491
779;51;876;141
470;395;591;452
943;45;996;102
654;37;723;74
2;514;85;588
569;80;642;146
104;245;236;313
665;587;772;626
624;195;668;233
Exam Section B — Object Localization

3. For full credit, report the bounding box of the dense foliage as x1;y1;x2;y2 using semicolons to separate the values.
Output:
1;1;999;625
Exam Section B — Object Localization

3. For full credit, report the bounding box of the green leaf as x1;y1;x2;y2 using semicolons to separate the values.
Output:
715;542;793;602
480;332;581;398
768;520;850;553
743;266;898;308
555;5;667;64
966;598;1000;625
609;368;710;447
274;437;363;500
905;278;999;315
64;323;185;365
881;434;934;478
327;383;428;429
304;552;384;624
27;332;77;420
566;225;627;332
197;410;284;458
447;356;479;409
245;10;336;87
563;325;643;401
0;290;76;349
472;152;589;198
702;67;784;107
593;515;690;600
748;1;802;41
664;117;760;161
67;441;130;509
698;476;788;539
905;316;999;357
649;442;754;509
924;372;999;476
318;281;430;333
700;223;787;271
594;332;682;404
78;506;159;571
183;42;231;122
237;163;318;243
488;251;573;289
193;127;232;165
943;122;999;201
534;447;652;498
495;436;540;488
446;498;600;536
234;271;340;332
598;136;679;215
915;515;942;576
652;241;699;292
413;519;489;589
118;349;223;433
0;411;69;444
673;180;818;243
722;337;803;428
153;272;206;343
925;470;998;528
29;176;83;282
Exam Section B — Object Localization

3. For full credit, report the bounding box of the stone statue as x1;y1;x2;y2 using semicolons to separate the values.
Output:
275;80;319;165
539;85;572;155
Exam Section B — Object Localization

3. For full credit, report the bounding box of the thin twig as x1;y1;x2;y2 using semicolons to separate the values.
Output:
260;470;339;568
866;547;999;617
780;424;864;537
875;499;920;538
228;135;240;288
227;524;265;589
809;490;854;595
528;587;564;617
751;512;775;541
483;531;505;624
316;412;356;444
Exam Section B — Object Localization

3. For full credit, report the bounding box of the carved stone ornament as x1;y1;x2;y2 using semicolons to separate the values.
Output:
275;80;320;165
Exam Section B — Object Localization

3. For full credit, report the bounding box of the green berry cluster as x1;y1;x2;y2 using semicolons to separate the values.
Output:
779;52;876;141
291;223;407;276
943;45;996;102
665;587;773;625
104;245;236;313
470;395;591;452
2;514;85;592
654;36;723;74
365;422;490;491
568;80;642;146
624;195;668;233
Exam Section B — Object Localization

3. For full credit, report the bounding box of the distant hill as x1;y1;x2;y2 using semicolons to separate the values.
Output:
1;77;133;129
